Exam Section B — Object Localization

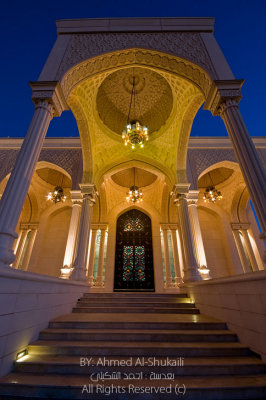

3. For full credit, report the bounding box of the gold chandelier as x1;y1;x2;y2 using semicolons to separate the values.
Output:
47;186;67;203
122;76;149;149
47;173;67;204
203;173;223;203
126;168;143;203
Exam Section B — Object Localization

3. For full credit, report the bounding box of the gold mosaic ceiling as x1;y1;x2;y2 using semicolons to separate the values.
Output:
96;67;173;135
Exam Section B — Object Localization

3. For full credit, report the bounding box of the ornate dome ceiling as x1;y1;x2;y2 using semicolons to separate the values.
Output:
96;67;173;135
111;167;157;188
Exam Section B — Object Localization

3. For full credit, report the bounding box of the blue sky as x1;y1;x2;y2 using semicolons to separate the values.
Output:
0;0;265;138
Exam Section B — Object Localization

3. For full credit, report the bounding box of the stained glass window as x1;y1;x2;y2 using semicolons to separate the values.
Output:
123;245;145;281
123;245;134;281
124;217;144;232
135;245;145;281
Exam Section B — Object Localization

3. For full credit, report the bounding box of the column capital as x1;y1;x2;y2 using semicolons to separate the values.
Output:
70;190;82;205
204;79;244;116
91;224;108;231
20;222;39;231
160;224;179;230
187;190;200;205
29;81;68;117
231;222;250;231
171;183;191;204
79;183;98;205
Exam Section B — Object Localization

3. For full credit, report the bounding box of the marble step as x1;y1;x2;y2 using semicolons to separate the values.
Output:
72;306;200;314
82;293;188;299
14;355;266;376
49;313;228;330
77;300;195;307
79;296;190;304
39;328;238;342
1;373;266;399
28;340;253;357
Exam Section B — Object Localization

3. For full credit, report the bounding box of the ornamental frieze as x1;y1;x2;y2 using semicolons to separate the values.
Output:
56;32;215;82
60;48;212;99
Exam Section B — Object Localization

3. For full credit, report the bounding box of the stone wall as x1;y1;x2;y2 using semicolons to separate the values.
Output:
183;271;266;362
0;268;89;377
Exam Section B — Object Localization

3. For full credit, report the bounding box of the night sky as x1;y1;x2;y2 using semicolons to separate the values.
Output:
0;0;265;138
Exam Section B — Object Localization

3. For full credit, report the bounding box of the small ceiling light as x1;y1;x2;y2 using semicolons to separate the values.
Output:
126;168;143;203
203;172;223;203
122;76;149;149
47;173;67;204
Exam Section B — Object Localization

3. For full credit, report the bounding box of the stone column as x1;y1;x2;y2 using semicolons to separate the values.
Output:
205;80;266;253
188;192;210;280
12;229;28;269
70;184;97;281
87;228;98;286
170;228;183;285
232;228;250;273
95;228;107;287
162;228;173;287
61;191;82;278
0;82;67;268
172;184;202;282
22;227;38;271
241;229;259;272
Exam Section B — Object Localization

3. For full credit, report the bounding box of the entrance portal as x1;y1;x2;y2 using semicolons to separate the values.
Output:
114;209;154;291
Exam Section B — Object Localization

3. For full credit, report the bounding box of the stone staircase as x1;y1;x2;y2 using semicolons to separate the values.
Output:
0;292;266;399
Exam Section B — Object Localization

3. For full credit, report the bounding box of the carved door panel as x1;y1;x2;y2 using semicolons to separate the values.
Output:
114;209;154;291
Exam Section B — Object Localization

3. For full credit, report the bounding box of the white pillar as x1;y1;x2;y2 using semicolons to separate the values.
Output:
162;228;173;287
232;229;250;273
220;101;266;239
87;228;98;286
0;82;67;268
12;229;28;269
170;228;183;285
95;228;106;287
172;185;202;282
61;191;82;278
188;195;211;280
22;228;38;271
205;81;266;253
241;229;259;272
70;184;97;281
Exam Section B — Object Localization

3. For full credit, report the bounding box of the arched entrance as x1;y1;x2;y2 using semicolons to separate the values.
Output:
114;209;154;291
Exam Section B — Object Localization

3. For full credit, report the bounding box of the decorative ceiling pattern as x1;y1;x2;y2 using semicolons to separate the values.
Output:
96;67;173;134
68;63;204;185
